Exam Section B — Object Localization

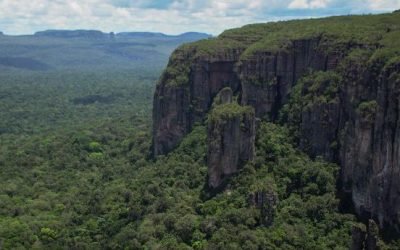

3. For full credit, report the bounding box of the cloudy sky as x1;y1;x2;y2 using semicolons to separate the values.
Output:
0;0;399;35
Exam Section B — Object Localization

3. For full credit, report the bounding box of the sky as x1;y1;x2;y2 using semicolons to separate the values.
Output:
0;0;399;35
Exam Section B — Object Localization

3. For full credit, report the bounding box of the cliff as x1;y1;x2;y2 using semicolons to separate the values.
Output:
207;88;255;188
152;12;400;231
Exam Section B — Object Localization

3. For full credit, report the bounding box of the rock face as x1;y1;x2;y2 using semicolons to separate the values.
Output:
351;220;379;250
293;61;400;230
152;39;338;156
248;190;278;226
338;63;400;230
351;224;367;250
152;12;400;231
239;39;338;119
152;48;242;156
207;88;255;188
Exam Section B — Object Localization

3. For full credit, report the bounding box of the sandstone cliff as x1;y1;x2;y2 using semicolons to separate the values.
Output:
207;87;255;188
152;12;400;231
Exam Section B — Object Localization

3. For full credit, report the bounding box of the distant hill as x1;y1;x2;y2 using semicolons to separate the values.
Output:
178;32;213;40
0;29;211;72
34;29;107;39
116;32;170;38
117;31;211;39
33;29;211;40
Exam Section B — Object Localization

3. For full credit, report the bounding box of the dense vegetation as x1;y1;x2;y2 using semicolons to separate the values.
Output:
164;11;400;89
181;11;400;62
0;57;359;249
0;68;155;249
0;68;384;249
0;88;357;249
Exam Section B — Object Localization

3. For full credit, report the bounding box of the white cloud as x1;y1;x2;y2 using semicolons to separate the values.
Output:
289;0;308;8
367;0;400;11
0;0;274;35
0;0;398;35
288;0;331;9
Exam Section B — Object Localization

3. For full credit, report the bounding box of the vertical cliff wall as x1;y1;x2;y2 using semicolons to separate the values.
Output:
283;53;400;229
239;38;342;120
152;12;400;231
153;38;341;156
152;48;242;156
207;87;255;188
339;62;400;229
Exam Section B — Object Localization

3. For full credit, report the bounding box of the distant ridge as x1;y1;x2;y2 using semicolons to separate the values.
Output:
178;32;213;39
116;32;212;40
0;28;211;72
33;29;211;40
34;29;106;39
116;32;168;38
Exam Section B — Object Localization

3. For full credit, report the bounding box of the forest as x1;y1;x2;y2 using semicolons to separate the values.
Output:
1;67;396;249
0;69;359;248
1;12;400;250
0;37;355;250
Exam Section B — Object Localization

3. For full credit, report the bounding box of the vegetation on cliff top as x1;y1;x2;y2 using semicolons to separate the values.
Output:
162;12;399;87
177;12;400;60
357;100;379;121
208;102;254;123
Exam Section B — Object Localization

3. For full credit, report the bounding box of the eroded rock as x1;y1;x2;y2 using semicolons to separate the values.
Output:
207;88;255;188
